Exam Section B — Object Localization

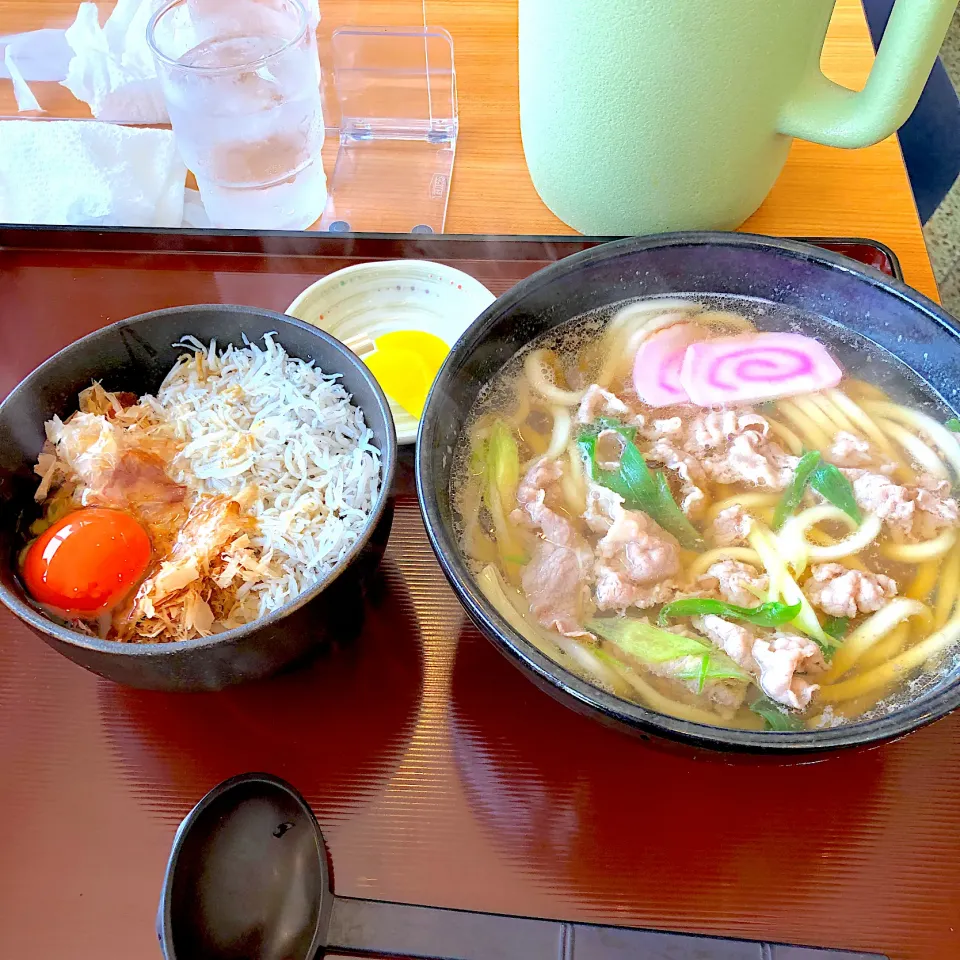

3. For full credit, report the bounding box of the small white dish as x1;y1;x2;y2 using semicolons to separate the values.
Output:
287;260;496;444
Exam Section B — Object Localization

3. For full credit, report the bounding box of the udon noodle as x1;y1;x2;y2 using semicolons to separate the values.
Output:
452;297;960;731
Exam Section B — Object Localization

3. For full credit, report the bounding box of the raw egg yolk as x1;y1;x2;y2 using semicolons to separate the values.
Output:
22;507;151;614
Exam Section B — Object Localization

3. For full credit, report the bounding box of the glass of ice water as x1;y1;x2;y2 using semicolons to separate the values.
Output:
147;0;326;230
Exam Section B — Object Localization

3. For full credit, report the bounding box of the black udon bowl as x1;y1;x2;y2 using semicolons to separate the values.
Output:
0;306;397;691
416;232;960;753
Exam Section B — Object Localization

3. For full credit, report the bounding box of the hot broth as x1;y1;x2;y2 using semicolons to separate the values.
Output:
452;296;960;731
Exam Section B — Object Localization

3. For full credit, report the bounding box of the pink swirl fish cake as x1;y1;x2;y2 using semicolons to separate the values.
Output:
679;332;843;406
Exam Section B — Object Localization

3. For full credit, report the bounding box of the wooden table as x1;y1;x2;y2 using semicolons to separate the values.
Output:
0;6;957;960
0;0;939;299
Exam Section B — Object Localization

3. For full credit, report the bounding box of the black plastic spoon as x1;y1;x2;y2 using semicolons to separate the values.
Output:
158;773;886;960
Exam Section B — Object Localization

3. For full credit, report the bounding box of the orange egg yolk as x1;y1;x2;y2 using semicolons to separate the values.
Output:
22;507;152;615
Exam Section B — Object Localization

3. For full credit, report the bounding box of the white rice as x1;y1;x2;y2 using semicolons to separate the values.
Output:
148;334;381;615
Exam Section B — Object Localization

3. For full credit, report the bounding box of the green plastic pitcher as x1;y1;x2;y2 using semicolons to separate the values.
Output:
519;0;958;234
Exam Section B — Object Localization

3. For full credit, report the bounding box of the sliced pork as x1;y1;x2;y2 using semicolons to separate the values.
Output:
826;431;897;472
646;416;684;438
803;563;897;619
514;458;596;636
512;457;582;546
594;573;685;612
583;483;625;534
701;430;798;489
515;456;564;514
689;410;771;450
694;614;758;672
751;634;825;710
705;559;769;608
828;431;872;468
710;504;753;546
583;483;683;611
845;470;960;541
595;508;680;588
577;384;628;423
682;410;799;489
694;615;825;710
647;438;708;519
522;540;596;638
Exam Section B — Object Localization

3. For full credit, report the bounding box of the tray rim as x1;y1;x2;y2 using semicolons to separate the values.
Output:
0;225;904;281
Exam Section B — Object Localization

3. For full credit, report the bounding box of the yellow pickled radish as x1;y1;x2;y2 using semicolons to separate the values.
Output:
376;330;449;370
364;330;449;419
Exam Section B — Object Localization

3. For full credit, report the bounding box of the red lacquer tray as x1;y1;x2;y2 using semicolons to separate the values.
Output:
1;228;958;960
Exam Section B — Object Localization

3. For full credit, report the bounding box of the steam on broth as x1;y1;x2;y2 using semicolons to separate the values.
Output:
452;296;960;731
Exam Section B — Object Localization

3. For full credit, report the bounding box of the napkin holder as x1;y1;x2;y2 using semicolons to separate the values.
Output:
319;26;457;235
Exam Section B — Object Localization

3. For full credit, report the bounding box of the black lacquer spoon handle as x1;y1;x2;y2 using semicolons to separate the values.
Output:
327;895;886;960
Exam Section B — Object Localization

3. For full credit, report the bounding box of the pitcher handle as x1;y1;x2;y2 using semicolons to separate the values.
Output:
778;0;958;148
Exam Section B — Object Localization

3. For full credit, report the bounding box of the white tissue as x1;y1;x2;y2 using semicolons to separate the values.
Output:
4;44;41;111
0;28;73;111
0;29;73;82
61;0;169;123
0;120;186;227
6;0;322;119
181;187;211;228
